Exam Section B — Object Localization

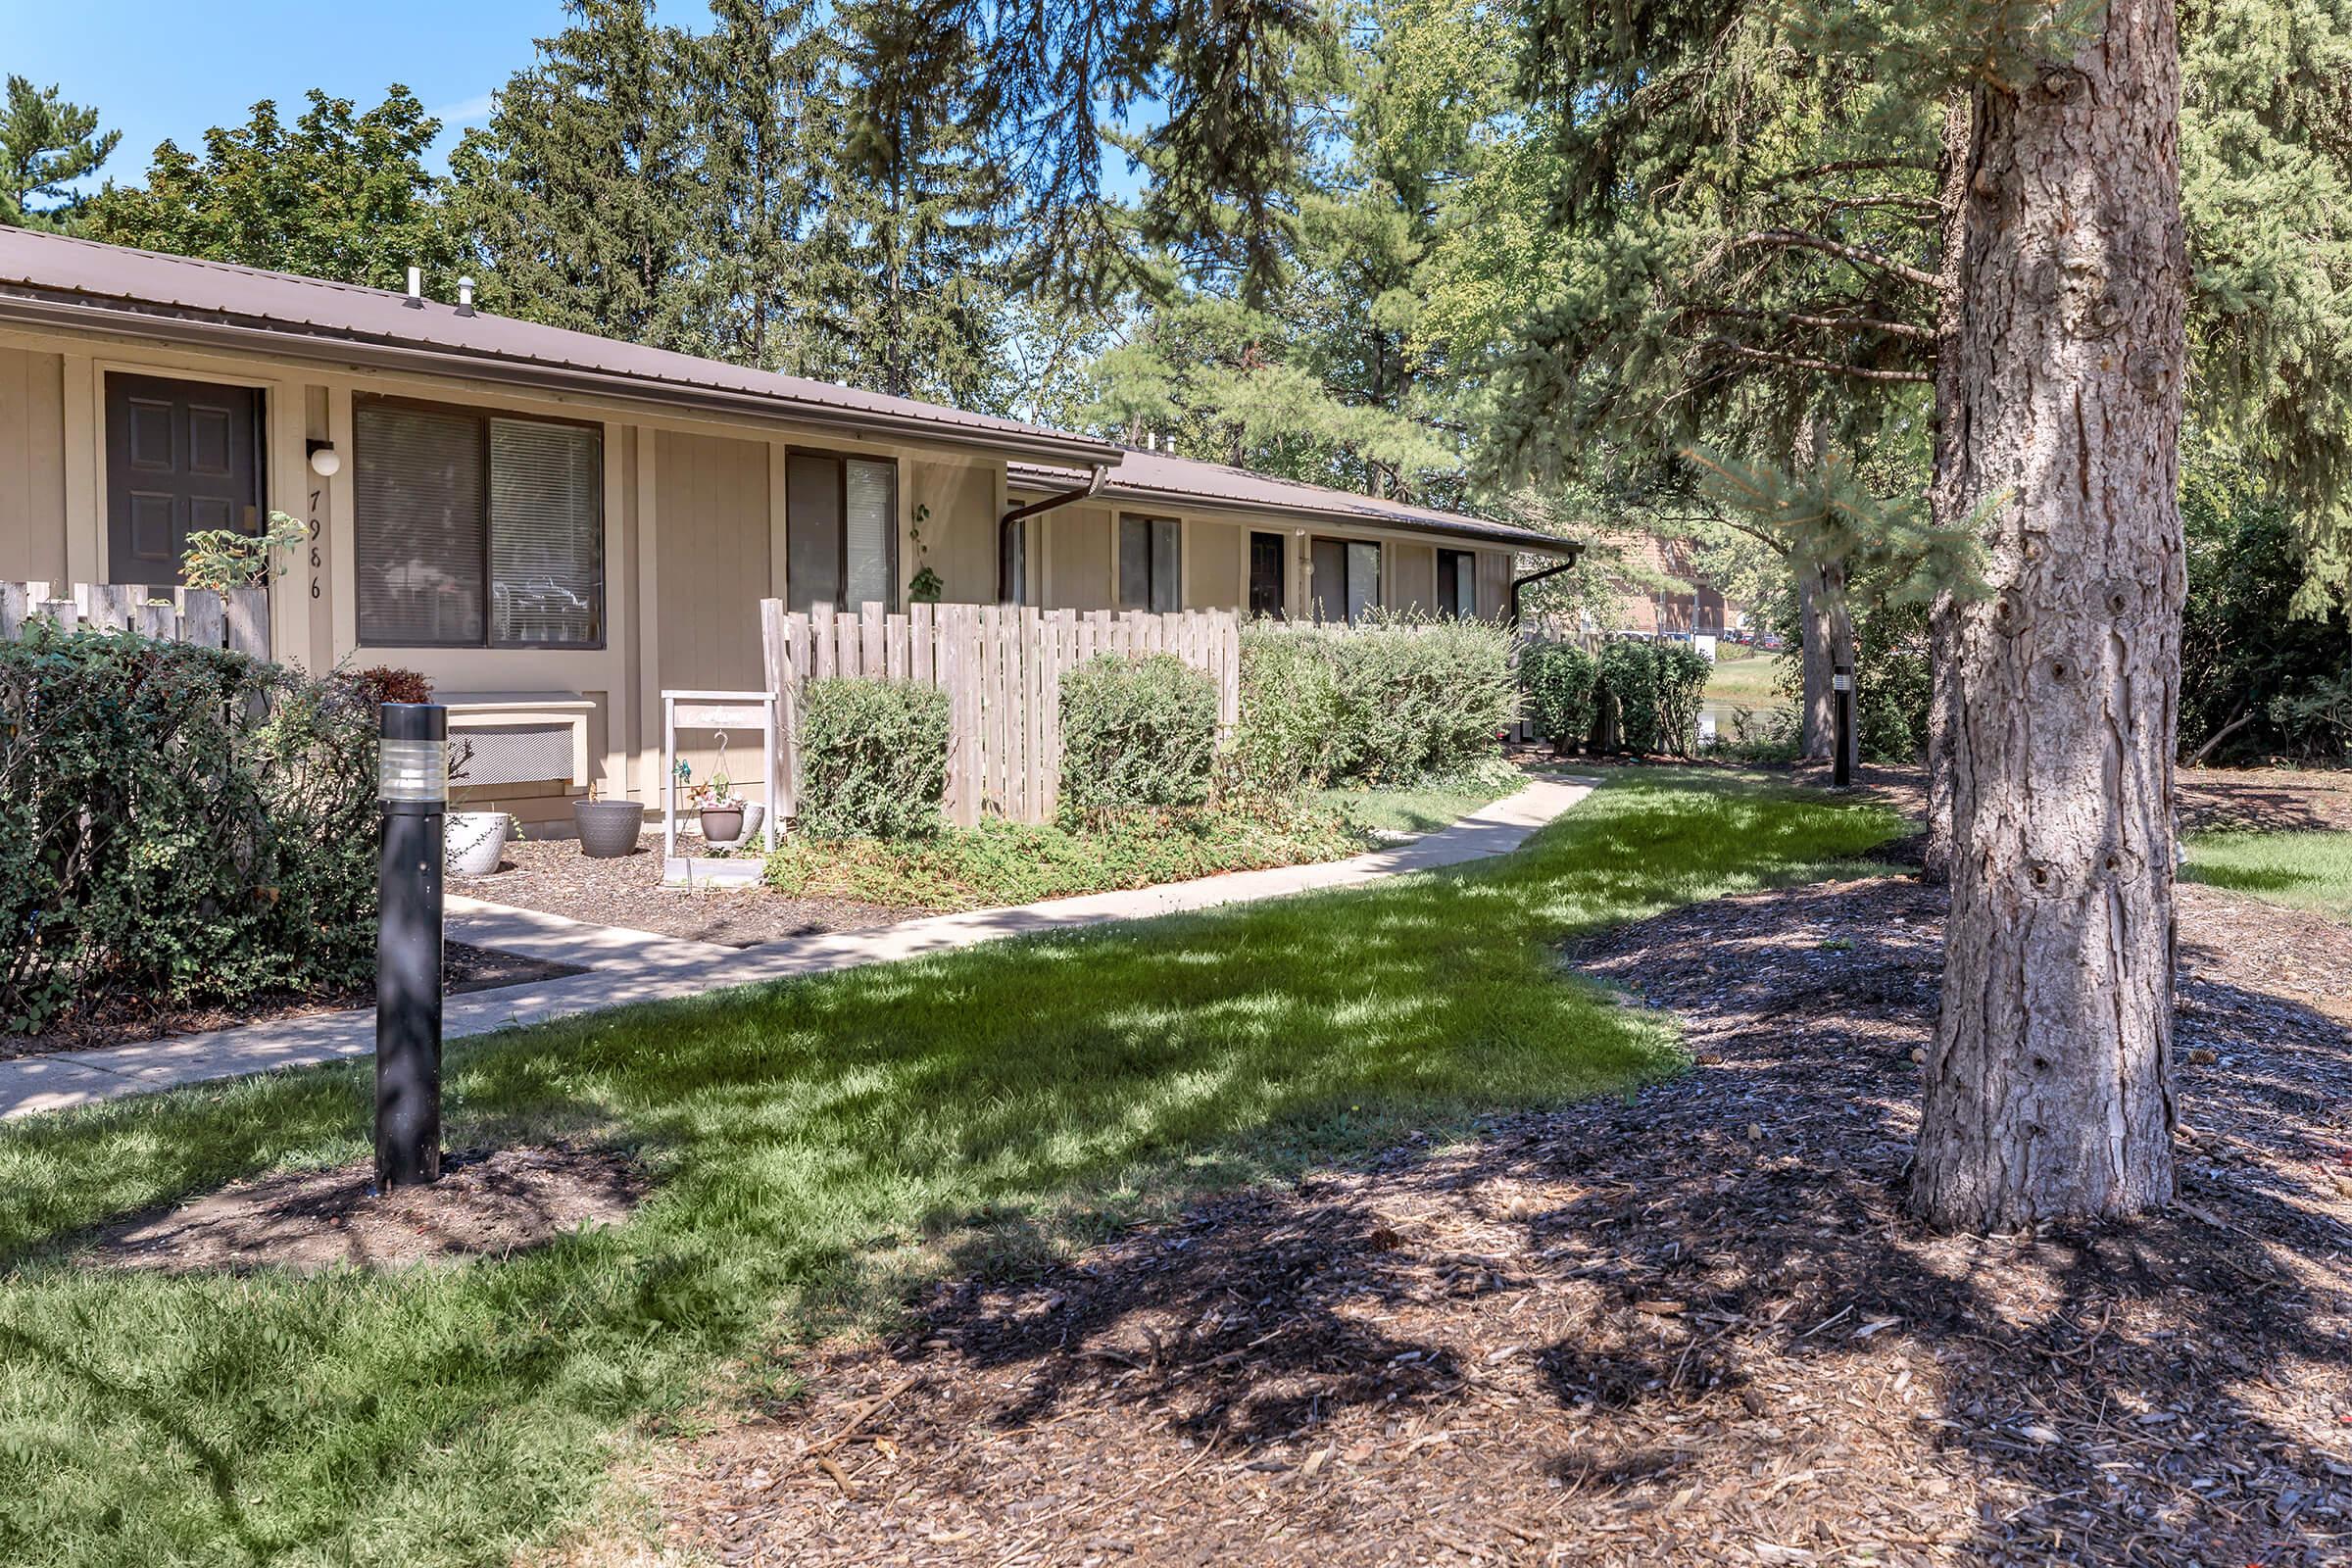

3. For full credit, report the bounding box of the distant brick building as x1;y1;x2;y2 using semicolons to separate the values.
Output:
1607;536;1742;637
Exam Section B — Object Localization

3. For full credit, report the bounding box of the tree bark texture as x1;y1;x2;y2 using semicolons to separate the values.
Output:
1911;0;2186;1230
1798;562;1835;760
1924;96;1973;884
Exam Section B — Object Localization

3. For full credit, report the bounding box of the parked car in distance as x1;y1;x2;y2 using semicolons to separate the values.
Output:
1754;630;1788;651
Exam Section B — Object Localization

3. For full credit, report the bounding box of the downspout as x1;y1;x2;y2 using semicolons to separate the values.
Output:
999;465;1110;604
1508;549;1582;628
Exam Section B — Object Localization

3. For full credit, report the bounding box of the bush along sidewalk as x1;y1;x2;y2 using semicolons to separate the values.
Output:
1521;638;1710;758
0;623;383;1037
769;620;1533;910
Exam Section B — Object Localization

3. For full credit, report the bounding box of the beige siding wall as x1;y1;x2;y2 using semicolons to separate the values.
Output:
1183;518;1244;612
0;345;67;581
906;456;1000;605
1390;543;1437;614
1043;504;1115;610
656;428;772;796
1478;550;1512;618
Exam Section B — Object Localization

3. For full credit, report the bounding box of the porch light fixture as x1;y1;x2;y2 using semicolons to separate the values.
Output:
375;702;448;1190
307;439;342;478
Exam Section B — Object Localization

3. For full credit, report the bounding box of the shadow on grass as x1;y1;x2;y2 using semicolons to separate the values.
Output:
0;775;1900;1567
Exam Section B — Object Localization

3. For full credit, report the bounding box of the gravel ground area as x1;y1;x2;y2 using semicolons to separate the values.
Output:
454;832;928;947
628;872;2352;1568
0;942;580;1061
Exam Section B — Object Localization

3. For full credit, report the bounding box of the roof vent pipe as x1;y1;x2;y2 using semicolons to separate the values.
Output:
1145;431;1156;452
404;266;424;309
455;276;476;318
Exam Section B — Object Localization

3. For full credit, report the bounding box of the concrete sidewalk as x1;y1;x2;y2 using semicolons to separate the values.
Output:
0;776;1592;1120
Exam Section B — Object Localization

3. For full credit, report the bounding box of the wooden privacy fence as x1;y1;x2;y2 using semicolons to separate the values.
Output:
0;580;270;658
760;600;1243;826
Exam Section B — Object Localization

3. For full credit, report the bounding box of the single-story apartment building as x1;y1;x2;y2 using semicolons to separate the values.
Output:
0;227;1577;822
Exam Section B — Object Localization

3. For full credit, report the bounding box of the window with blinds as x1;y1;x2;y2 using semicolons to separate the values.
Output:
355;403;487;647
1118;514;1180;612
491;418;602;646
784;451;898;612
354;398;603;648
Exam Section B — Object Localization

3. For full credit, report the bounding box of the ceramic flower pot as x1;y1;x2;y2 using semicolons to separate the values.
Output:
698;805;746;844
444;810;511;877
572;799;645;858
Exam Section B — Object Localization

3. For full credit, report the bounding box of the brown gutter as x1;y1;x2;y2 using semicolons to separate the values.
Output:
0;290;1126;467
1013;471;1580;559
998;466;1110;602
1509;553;1584;627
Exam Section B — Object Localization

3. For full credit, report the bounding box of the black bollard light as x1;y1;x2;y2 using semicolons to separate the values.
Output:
375;702;448;1190
1832;662;1855;790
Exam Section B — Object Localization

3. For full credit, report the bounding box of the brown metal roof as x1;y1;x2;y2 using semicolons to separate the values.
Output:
1007;451;1580;557
0;227;1122;465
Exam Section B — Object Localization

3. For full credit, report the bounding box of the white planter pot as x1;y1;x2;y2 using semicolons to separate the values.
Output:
445;810;512;877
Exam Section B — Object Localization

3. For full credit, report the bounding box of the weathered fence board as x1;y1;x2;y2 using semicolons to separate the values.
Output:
0;581;269;659
760;600;1243;826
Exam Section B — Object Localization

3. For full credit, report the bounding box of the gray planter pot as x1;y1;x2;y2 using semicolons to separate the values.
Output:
573;799;646;858
698;805;746;844
445;810;511;877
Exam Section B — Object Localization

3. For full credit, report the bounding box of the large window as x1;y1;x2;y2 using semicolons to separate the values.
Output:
1118;514;1181;612
355;399;603;647
1437;549;1478;618
1310;536;1381;623
786;451;898;612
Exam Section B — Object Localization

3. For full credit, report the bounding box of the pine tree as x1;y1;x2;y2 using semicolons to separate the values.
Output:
685;0;826;371
0;75;118;230
805;0;1017;405
83;88;451;288
446;0;701;350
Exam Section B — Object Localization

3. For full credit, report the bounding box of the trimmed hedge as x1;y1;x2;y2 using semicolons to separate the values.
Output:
1058;653;1219;820
765;801;1367;910
1595;639;1711;756
1521;641;1600;755
796;677;951;840
0;626;380;1035
1235;614;1518;791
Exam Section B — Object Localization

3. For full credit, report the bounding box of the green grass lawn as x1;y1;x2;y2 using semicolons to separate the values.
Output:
0;776;1897;1568
2182;829;2352;921
1704;652;1789;704
1313;769;1527;834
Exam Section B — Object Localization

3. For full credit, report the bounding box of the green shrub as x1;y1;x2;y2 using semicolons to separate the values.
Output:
1520;641;1599;754
766;801;1368;910
796;677;951;840
1593;640;1710;756
1230;630;1344;793
1058;653;1218;819
0;624;379;1035
1236;614;1517;790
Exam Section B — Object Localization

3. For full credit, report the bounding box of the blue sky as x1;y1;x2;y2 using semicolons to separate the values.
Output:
2;0;575;185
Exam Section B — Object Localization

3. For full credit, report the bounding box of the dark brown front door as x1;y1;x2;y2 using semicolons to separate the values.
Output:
105;372;264;585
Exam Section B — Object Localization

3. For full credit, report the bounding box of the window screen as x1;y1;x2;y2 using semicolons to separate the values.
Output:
845;459;896;610
1346;542;1381;623
1310;536;1348;622
1119;514;1179;610
356;402;486;646
490;418;602;645
786;453;843;612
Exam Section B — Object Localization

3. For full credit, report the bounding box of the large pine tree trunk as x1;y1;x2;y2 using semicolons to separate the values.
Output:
1911;0;2186;1230
1797;563;1835;760
1924;97;1973;883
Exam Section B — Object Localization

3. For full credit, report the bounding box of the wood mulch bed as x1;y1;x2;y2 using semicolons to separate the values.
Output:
456;832;927;948
2179;766;2352;835
77;1143;646;1274
0;941;582;1062
630;873;2352;1568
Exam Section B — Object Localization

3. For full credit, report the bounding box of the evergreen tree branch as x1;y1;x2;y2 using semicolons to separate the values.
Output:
1700;339;1933;382
1722;228;1940;290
